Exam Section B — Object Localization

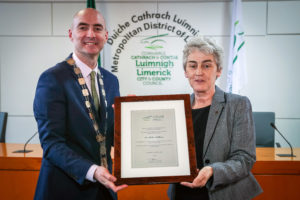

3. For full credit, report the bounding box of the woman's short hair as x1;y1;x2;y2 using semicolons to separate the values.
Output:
183;37;224;71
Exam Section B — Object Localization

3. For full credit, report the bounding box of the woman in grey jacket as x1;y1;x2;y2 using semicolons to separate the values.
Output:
168;37;262;200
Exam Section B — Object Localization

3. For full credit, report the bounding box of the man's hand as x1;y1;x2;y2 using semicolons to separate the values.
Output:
181;166;213;188
94;166;128;192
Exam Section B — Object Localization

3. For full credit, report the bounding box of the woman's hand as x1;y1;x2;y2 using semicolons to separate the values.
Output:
181;166;213;188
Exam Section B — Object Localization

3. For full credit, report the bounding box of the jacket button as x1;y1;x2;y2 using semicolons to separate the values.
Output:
205;159;210;164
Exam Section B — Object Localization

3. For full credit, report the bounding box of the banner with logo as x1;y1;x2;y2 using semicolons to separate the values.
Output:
226;0;247;94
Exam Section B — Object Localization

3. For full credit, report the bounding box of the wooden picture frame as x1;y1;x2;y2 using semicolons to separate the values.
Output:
114;94;197;185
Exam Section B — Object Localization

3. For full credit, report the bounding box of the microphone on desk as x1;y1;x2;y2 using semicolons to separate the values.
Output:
13;131;39;153
270;123;296;157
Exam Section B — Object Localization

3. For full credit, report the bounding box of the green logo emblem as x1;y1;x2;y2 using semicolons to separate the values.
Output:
141;33;168;50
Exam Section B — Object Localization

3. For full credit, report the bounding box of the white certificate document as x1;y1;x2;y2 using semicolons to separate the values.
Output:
120;99;191;179
131;109;178;168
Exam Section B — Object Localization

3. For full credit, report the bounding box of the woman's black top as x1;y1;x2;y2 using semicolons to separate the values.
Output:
174;105;210;200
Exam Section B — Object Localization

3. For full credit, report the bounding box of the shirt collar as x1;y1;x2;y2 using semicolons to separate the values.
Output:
72;52;98;78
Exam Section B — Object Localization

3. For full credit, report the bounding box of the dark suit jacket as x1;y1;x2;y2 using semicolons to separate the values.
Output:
169;86;262;200
33;54;120;200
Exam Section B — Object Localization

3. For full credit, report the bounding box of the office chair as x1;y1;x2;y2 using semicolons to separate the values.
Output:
0;112;8;142
253;112;275;147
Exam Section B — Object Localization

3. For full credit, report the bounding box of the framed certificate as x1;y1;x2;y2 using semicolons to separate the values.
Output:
114;94;197;185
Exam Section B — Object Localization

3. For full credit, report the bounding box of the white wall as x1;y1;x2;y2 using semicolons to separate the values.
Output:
0;0;299;147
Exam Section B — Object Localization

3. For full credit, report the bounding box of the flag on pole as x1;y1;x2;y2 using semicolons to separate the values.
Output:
87;0;102;67
87;0;96;8
226;0;247;94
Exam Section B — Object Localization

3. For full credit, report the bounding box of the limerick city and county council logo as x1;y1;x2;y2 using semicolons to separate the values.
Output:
140;33;168;50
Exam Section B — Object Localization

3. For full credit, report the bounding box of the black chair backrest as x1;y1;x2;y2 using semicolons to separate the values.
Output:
0;112;8;143
253;112;275;147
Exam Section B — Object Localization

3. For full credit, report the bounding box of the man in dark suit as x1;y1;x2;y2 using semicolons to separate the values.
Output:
33;8;127;200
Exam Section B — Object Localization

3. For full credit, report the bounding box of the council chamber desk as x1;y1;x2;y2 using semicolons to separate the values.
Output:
1;143;299;200
0;143;42;200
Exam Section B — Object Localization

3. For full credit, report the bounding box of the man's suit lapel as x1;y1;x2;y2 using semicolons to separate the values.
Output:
203;86;225;158
66;54;82;86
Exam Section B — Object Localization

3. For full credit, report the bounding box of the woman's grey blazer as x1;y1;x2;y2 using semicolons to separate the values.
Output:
168;86;262;200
